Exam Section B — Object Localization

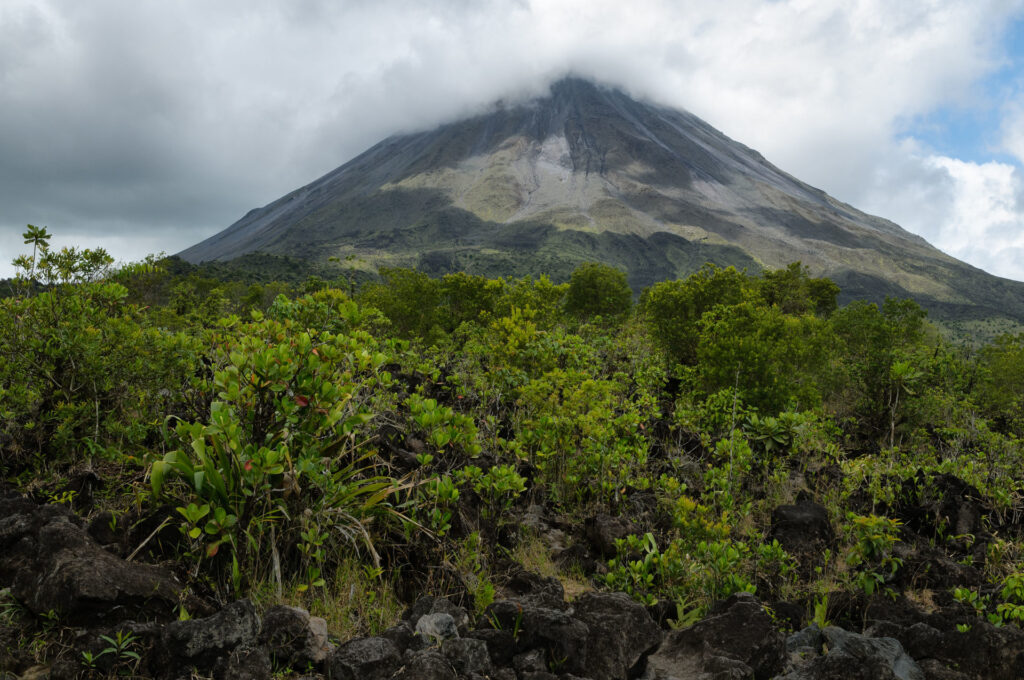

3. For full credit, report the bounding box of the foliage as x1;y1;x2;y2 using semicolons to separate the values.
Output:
11;228;1024;658
564;261;632;320
151;313;399;592
642;264;751;365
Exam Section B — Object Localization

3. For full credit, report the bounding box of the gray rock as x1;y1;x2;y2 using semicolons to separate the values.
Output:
484;599;590;675
645;593;785;680
152;599;260;680
466;627;514;666
770;501;834;558
383;620;421;653
259;604;334;670
395;648;457;680
489;669;517;680
500;568;567;610
585;514;638;558
778;626;924;680
573;591;663;680
785;623;823;656
224;646;272;680
416;612;459;643
0;496;189;625
442;637;492;675
326;637;401;680
404;596;471;634
513;648;549;674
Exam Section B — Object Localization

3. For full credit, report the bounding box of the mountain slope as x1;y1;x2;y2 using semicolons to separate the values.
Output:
179;77;1024;322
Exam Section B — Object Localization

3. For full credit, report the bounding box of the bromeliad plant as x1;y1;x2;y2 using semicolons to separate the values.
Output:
150;314;400;591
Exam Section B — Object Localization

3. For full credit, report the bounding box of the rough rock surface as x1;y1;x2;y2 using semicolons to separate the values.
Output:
0;495;188;625
326;636;401;680
779;625;923;680
645;593;786;680
573;591;663;680
484;599;590;675
259;604;334;669
585;514;638;558
770;500;834;560
152;599;260;680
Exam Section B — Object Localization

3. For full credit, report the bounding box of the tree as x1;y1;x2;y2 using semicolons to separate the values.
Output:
757;262;839;317
358;267;441;340
642;264;752;365
828;297;930;444
564;262;632;319
19;224;51;281
697;301;827;414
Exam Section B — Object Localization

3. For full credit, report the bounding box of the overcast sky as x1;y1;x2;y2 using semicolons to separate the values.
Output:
3;0;1024;280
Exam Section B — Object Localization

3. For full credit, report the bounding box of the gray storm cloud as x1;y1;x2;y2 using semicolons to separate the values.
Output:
2;0;1024;279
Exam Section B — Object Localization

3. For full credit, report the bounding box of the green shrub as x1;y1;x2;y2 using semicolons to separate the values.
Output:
564;262;632;320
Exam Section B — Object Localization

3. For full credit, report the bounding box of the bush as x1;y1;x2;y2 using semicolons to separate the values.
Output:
564;262;632;319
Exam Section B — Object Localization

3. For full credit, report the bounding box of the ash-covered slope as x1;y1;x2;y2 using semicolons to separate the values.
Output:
180;77;1024;321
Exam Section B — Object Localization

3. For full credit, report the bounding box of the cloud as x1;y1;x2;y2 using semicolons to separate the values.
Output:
859;140;1024;281
2;0;1024;279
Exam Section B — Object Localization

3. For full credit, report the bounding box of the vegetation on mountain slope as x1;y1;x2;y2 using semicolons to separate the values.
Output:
4;227;1024;677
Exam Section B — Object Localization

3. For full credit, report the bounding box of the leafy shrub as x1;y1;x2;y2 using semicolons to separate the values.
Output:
152;315;399;591
642;264;751;365
564;262;632;319
0;230;196;471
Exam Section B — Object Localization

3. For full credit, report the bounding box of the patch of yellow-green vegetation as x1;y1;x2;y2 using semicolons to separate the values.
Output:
512;532;592;602
383;168;461;194
254;560;404;641
843;250;964;301
586;199;652;234
461;169;524;222
659;223;714;243
939;317;1024;347
531;208;597;232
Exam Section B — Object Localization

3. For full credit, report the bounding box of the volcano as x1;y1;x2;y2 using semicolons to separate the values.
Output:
179;77;1024;323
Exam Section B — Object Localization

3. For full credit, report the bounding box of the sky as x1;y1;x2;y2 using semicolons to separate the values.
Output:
3;0;1024;280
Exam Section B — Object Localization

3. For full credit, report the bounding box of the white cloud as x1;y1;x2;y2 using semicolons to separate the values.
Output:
2;0;1024;279
861;141;1024;281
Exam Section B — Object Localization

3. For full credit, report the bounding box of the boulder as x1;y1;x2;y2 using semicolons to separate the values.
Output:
466;627;515;666
483;600;589;675
0;496;189;625
416;613;460;643
778;625;923;680
404;596;471;635
770;500;834;559
499;567;567;610
151;599;260;680
326;637;401;680
442;637;492;676
645;593;785;680
573;591;663;680
513;648;549;674
585;514;638;558
223;646;272;680
395;648;457;680
259;604;334;669
383;620;420;653
869;615;1024;680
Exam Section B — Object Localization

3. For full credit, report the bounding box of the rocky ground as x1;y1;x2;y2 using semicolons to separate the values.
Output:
3;481;1024;680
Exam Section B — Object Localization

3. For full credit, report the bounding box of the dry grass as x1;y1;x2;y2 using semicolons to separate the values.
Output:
512;532;593;603
253;559;404;641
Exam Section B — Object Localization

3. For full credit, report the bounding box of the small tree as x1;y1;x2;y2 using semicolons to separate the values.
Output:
642;264;752;365
564;262;632;319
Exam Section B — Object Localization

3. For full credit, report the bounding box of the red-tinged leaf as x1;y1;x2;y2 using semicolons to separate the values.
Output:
206;542;220;557
295;395;309;407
